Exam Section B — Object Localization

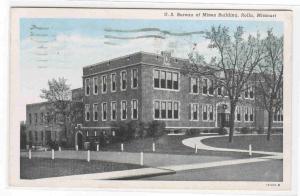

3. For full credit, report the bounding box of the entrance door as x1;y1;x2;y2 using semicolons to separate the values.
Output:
77;133;83;150
45;131;51;145
217;113;230;127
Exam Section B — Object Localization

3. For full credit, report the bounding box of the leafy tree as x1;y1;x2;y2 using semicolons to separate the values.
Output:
256;30;283;140
183;26;266;142
40;77;71;142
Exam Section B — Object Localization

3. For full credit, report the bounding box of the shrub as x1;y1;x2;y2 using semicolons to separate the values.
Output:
240;127;251;134
186;128;200;136
256;127;264;134
272;128;283;134
217;127;228;135
127;120;146;139
47;140;59;150
147;120;166;140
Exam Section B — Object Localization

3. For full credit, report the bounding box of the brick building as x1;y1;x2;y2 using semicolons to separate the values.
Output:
25;88;83;147
74;51;283;148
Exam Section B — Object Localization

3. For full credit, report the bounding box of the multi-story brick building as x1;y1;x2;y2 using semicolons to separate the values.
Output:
75;51;283;147
25;88;83;148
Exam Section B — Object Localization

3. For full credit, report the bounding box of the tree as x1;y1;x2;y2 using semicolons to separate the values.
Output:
40;77;71;142
183;26;266;142
256;30;283;141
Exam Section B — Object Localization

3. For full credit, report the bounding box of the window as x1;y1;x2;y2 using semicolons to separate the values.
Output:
173;73;179;90
202;105;208;120
190;78;198;94
208;105;214;120
161;101;166;119
85;78;90;96
111;73;116;92
167;102;172;119
244;107;249;122
244;84;249;98
154;100;179;120
208;80;214;95
191;103;199;120
250;107;254;122
102;75;107;93
46;112;50;123
154;101;160;119
121;101;127;120
40;112;44;124
111;102;117;120
167;72;172;89
235;106;241;121
93;103;98;121
85;104;90;121
29;113;32;124
131;69;138;88
121;71;127;90
102;102;107;121
93;77;98;95
174;102;179;119
249;86;254;99
217;86;222;96
153;69;179;90
202;78;208;94
34;113;38;124
154;70;160;88
131;99;138;119
274;109;283;122
160;71;166;88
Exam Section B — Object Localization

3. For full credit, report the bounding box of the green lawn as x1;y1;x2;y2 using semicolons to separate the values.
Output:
101;134;263;158
20;157;143;179
202;135;283;152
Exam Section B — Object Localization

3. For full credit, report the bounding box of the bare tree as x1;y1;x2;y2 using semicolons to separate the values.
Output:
40;77;71;142
183;26;266;142
256;30;283;141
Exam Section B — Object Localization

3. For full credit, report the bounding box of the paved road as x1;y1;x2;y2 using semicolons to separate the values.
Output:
143;159;283;181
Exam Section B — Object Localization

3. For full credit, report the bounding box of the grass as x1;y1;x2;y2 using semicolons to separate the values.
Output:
202;135;283;152
20;157;143;179
101;134;263;158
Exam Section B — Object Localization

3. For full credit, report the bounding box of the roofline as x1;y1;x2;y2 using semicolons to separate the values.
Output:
83;51;189;69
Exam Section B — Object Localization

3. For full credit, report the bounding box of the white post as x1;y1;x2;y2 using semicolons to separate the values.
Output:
140;152;144;166
76;145;78;151
59;146;61;151
44;148;47;152
51;149;55;160
87;150;90;162
249;144;252;157
121;143;124;152
29;149;31;160
152;142;155;152
195;144;198;154
97;144;99;152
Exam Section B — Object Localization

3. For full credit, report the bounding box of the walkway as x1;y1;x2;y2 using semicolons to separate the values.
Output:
22;135;283;180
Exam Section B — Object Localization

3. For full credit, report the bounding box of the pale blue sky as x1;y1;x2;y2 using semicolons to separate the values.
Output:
19;18;283;120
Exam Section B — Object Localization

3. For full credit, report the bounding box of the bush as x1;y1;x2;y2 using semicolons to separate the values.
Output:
217;127;228;135
127;120;146;139
240;127;251;134
272;128;283;134
147;120;166;140
47;140;59;150
256;127;264;134
185;128;200;136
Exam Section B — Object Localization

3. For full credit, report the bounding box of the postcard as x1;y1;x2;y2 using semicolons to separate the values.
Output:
9;7;292;191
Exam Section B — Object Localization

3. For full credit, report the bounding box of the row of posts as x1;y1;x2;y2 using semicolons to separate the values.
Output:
28;143;253;166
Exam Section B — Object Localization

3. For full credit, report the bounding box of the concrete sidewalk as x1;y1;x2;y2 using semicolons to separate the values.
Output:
182;135;283;159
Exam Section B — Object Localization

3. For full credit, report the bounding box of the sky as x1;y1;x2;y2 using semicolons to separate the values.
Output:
19;18;283;120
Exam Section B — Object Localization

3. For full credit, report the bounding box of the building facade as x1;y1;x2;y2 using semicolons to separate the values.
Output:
76;51;283;146
25;88;83;147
